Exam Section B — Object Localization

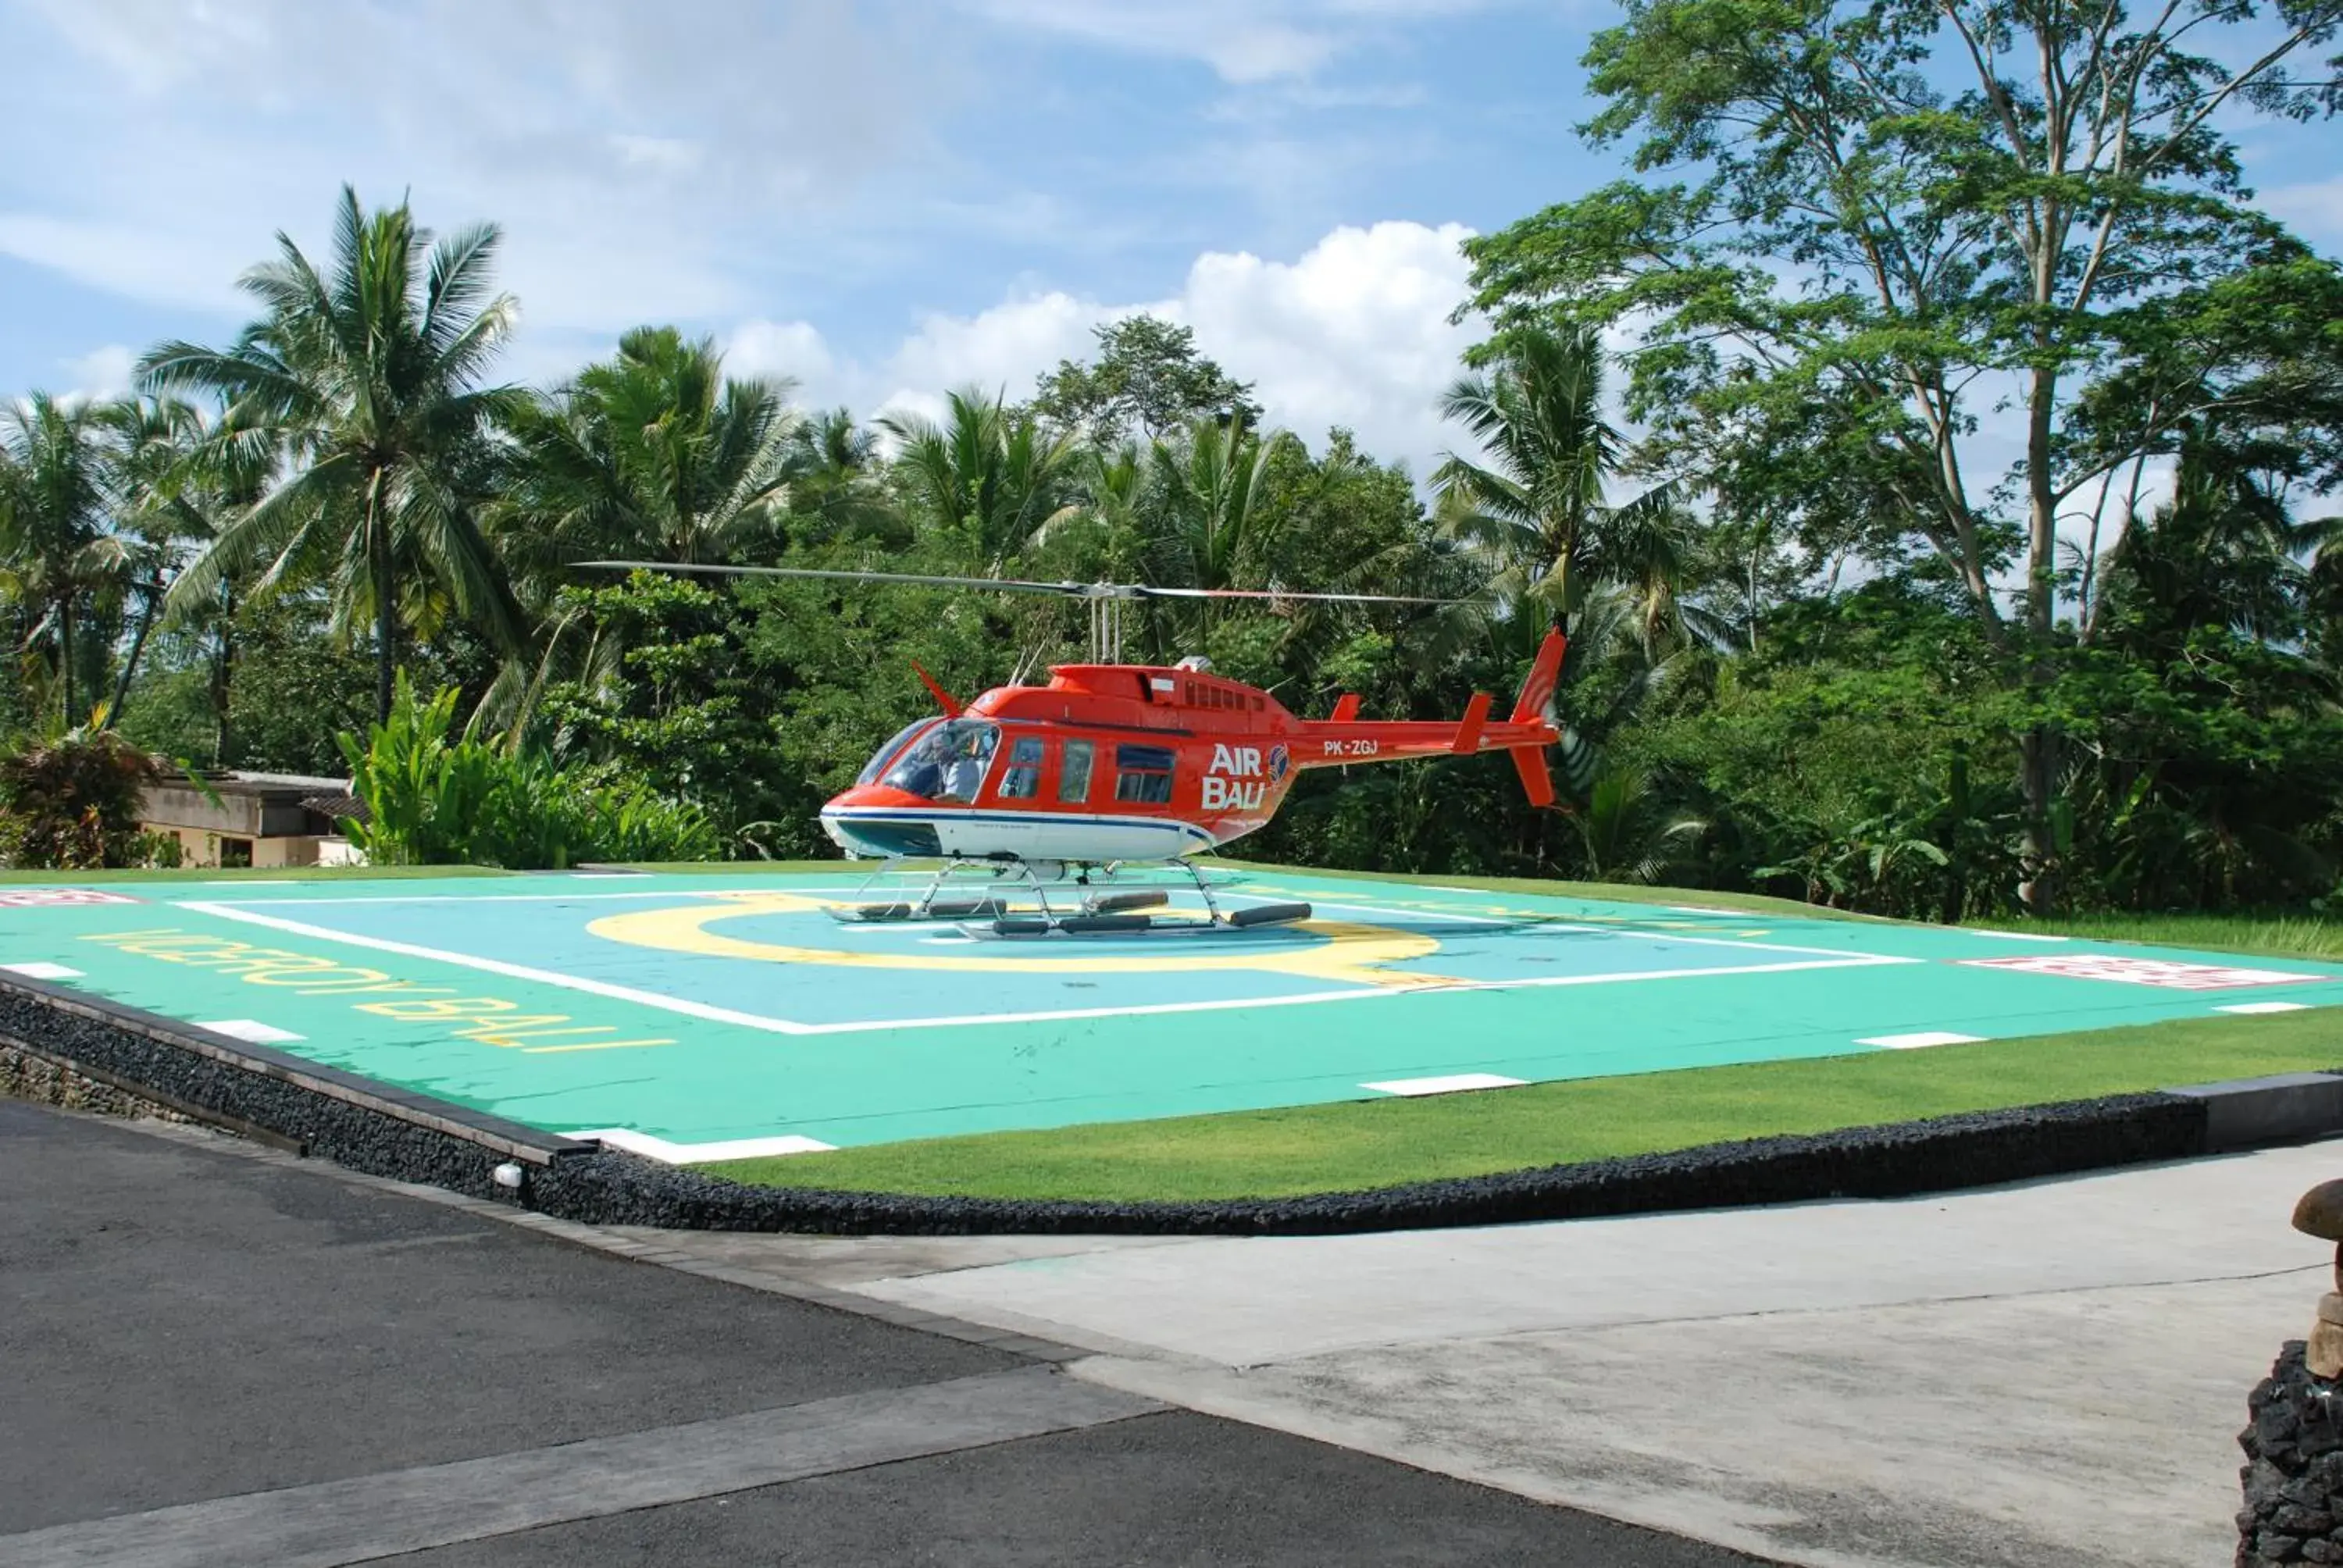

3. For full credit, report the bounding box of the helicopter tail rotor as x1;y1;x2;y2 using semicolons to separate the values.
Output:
1506;627;1568;809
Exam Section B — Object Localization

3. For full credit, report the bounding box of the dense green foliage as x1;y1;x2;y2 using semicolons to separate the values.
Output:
341;674;718;868
3;7;2339;910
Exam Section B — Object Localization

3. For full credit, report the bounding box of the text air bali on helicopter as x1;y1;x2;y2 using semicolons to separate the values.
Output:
585;561;1566;935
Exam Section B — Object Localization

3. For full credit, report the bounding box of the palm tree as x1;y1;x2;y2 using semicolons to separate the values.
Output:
141;185;528;723
503;326;799;572
1434;326;1693;647
0;393;130;726
1147;415;1296;593
781;407;900;547
879;388;1079;574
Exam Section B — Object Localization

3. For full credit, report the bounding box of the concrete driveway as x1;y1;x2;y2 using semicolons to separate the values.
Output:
747;1146;2341;1568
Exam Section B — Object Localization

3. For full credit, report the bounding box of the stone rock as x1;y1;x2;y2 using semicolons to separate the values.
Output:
2259;1531;2303;1560
2313;1321;2343;1382
2296;1183;2343;1241
2302;1539;2341;1564
2277;1506;2335;1535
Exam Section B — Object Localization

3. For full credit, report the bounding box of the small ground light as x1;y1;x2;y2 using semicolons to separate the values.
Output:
492;1162;524;1189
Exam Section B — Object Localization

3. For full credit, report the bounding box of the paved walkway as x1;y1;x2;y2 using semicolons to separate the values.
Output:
0;1101;1755;1567
639;1146;2339;1568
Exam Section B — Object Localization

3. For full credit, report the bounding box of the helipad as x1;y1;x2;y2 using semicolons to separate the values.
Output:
5;869;2339;1157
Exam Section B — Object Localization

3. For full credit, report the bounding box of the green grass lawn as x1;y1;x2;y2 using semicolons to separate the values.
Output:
708;1007;2343;1202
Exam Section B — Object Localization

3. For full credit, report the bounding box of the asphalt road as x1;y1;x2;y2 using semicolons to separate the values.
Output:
0;1101;1763;1566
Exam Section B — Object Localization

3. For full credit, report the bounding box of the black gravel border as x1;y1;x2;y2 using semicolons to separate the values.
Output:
0;971;2220;1235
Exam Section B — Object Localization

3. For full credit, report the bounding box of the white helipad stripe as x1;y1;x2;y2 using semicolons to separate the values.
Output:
1361;1073;1529;1096
1860;1031;1987;1049
572;1128;837;1162
177;902;822;1036
2;961;82;980
2217;1001;2313;1015
1960;928;2071;943
196;1018;307;1045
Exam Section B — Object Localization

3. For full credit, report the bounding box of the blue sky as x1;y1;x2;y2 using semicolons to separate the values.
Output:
2;0;2338;483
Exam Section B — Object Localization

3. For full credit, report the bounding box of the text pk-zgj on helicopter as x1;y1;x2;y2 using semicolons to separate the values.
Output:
584;562;1565;935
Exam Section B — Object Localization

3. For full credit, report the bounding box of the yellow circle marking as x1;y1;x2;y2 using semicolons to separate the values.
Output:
587;890;1451;989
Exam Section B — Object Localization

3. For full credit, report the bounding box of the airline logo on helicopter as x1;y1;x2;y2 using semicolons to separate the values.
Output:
1202;744;1271;811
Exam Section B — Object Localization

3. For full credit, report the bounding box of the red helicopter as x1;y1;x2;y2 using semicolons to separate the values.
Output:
586;563;1564;932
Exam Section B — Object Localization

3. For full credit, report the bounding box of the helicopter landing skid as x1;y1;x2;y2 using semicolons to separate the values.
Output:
826;856;1311;935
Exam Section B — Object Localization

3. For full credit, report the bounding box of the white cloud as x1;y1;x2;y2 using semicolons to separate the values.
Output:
723;319;836;389
727;219;1482;477
962;0;1492;83
59;344;137;405
2;1;958;335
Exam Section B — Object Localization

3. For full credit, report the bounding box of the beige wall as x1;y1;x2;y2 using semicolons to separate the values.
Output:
142;823;326;870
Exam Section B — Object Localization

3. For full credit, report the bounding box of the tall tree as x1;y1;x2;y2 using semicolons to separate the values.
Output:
1460;0;2343;910
0;393;128;726
879;389;1080;573
1033;316;1261;444
503;326;799;572
1433;326;1695;647
141;185;529;723
1147;415;1297;594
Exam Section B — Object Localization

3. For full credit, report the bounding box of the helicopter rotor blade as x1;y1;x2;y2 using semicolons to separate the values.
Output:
577;561;1459;607
575;561;1093;597
1133;586;1457;605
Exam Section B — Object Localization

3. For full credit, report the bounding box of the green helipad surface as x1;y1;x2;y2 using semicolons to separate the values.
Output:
5;868;2341;1160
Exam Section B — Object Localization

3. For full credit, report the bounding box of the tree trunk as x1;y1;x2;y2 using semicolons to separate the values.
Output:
212;584;237;768
2020;367;2063;916
369;474;395;725
108;590;158;724
59;597;77;729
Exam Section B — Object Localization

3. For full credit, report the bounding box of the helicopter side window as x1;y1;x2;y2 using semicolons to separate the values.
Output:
1058;739;1093;804
997;736;1044;799
1114;744;1175;805
879;719;999;804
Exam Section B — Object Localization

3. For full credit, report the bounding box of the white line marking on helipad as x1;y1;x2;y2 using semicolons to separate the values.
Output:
1361;1073;1528;1096
2;961;81;980
173;900;1917;1035
1860;1031;1987;1049
570;1128;837;1161
179;902;823;1036
196;1018;305;1044
1960;928;2072;942
2217;1001;2313;1015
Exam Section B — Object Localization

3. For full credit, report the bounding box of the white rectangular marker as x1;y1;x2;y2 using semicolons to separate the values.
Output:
197;1019;306;1044
2217;1001;2313;1015
1;961;82;980
571;1128;836;1162
1361;1073;1529;1096
1860;1031;1987;1049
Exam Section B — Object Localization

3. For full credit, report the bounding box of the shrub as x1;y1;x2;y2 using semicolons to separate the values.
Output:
0;718;167;869
338;675;720;868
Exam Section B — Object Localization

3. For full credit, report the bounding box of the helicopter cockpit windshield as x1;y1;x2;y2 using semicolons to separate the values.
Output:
872;718;1000;804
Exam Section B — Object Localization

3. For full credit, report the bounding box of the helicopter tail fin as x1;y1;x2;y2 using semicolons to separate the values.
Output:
1328;693;1361;722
